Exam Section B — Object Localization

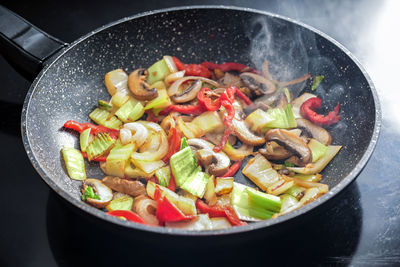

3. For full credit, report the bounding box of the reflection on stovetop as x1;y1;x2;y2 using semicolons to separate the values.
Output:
46;183;361;267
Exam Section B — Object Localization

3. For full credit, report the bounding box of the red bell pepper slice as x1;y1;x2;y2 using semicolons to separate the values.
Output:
220;86;236;104
196;200;247;226
168;171;177;192
107;210;147;224
145;109;159;123
234;88;253;105
162;127;182;162
213;88;236;152
300;97;340;126
224;205;247;226
196;199;226;217
221;160;242;177
155;188;195;223
214;124;233;153
64;120;120;139
172;57;212;78
81;152;107;162
149;175;158;184
197;87;221;111
213;91;234;152
159;102;206;116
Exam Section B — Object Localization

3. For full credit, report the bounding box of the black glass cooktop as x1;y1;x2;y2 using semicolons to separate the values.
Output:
1;1;399;266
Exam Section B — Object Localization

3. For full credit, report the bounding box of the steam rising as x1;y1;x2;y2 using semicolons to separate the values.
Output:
246;15;310;97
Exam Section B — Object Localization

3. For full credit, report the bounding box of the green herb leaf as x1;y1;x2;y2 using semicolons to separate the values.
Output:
202;82;216;89
180;137;188;150
283;161;295;168
311;75;324;91
82;186;100;201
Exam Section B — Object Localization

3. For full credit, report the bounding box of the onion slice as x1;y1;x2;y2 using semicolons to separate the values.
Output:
133;196;159;225
123;122;149;147
163;55;178;73
165;70;185;85
130;122;168;161
167;76;220;96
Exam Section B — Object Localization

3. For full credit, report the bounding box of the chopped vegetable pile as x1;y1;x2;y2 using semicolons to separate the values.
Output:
62;55;341;230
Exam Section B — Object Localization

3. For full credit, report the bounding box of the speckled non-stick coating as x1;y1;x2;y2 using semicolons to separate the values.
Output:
21;6;380;236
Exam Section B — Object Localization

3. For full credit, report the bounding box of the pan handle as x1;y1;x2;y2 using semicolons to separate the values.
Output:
0;5;67;81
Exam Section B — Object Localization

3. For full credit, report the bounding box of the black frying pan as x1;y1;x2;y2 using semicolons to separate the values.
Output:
0;5;380;237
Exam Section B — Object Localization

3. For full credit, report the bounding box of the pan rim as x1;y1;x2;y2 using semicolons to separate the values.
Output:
21;5;381;236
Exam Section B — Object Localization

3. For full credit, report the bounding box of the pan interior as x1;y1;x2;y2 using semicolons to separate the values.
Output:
23;8;377;233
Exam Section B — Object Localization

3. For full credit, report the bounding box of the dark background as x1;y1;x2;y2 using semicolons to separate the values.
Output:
1;0;399;266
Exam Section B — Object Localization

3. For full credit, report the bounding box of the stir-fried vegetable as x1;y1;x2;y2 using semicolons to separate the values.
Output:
300;97;340;125
61;55;342;231
62;147;86;180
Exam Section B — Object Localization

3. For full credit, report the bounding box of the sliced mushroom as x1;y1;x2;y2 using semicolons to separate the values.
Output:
102;176;146;197
82;179;113;208
208;152;231;177
296;118;332;145
275;92;289;108
254;90;288;110
205;132;252;161
128;68;158;101
187;138;215;151
232;119;265;146
265;129;312;166
188;138;230;176
218;72;243;88
171;79;202;103
196;149;214;166
225;100;265;146
240;72;276;96
260;141;291;160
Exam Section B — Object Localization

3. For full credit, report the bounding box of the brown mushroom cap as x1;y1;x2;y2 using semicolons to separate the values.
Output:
228;100;265;146
259;141;292;160
265;129;312;166
128;68;158;101
240;72;276;96
218;72;243;88
295;118;332;145
171;79;202;103
82;179;113;208
232;119;265;146
188;138;230;176
102;176;146;197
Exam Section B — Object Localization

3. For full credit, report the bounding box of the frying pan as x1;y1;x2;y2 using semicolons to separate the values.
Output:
0;5;380;237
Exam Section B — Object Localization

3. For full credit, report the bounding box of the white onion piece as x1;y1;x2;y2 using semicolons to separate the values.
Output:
210;217;232;229
119;128;133;145
124;122;149;147
104;69;131;96
140;132;161;152
139;121;164;133
163;55;178;73
160;115;176;133
133;197;159;225
131;128;168;161
165;214;212;230
164;70;185;85
167;76;220;96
